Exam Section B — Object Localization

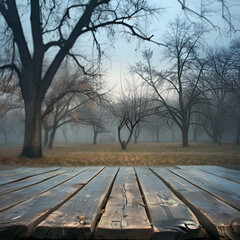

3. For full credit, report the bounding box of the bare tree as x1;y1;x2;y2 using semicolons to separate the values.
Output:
225;40;240;100
201;46;238;145
0;0;160;157
42;62;99;149
199;99;229;145
0;72;24;144
144;113;167;143
60;124;69;144
111;80;150;150
228;95;240;144
133;122;141;143
75;100;109;145
0;72;23;119
190;113;203;142
177;0;240;34
0;113;13;144
198;70;231;145
131;19;206;147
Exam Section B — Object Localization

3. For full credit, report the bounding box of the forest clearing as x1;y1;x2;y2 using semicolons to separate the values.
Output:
0;142;239;167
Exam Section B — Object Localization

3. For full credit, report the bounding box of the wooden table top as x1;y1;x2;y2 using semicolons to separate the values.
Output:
0;165;239;240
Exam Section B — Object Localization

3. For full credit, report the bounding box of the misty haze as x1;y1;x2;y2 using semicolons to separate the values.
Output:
0;1;240;240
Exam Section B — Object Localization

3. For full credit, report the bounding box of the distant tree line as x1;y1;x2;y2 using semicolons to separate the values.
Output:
0;0;240;156
129;19;240;147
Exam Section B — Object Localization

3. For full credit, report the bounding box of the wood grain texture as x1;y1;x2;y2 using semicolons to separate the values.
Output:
0;168;88;211
0;169;68;195
1;166;240;240
191;165;240;183
170;166;240;210
33;167;118;240
0;167;39;177
96;167;152;239
0;167;103;240
0;167;60;185
135;167;204;240
151;166;240;240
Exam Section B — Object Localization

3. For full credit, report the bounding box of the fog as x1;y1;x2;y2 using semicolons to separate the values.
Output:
0;0;240;155
0;115;238;146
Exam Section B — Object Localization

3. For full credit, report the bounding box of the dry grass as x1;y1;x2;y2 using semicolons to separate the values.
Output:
0;142;240;167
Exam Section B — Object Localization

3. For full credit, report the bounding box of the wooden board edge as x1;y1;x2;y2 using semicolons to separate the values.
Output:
150;167;240;240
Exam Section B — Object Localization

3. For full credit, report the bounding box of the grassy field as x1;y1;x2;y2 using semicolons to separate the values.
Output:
0;142;240;166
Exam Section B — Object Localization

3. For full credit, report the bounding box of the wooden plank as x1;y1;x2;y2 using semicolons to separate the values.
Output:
96;167;152;240
170;166;240;210
0;166;59;179
0;167;103;240
0;167;60;186
0;167;34;176
0;168;88;211
192;165;240;183
135;167;205;240
33;167;118;240
177;166;240;194
0;169;68;195
150;166;240;240
0;167;41;177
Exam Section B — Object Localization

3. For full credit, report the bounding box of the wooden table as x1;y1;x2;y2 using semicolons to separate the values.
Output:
0;165;239;240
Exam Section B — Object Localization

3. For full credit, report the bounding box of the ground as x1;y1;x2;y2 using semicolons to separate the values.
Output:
0;142;240;167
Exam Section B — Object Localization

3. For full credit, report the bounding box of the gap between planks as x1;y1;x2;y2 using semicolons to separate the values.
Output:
150;166;240;240
1;166;239;240
0;167;105;240
33;167;119;240
169;166;240;211
0;167;61;186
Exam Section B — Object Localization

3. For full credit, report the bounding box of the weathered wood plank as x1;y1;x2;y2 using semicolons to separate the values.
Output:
191;165;240;183
135;167;205;240
178;166;240;191
0;166;58;178
96;167;152;240
151;166;240;240
0;167;103;240
0;169;68;195
0;167;60;186
170;166;240;210
33;167;118;240
0;168;88;211
0;167;40;177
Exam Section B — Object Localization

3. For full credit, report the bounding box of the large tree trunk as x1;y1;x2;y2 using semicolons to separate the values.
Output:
181;128;189;147
20;99;43;158
93;131;98;144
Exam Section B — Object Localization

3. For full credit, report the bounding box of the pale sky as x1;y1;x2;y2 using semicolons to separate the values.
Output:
103;0;240;96
0;0;239;96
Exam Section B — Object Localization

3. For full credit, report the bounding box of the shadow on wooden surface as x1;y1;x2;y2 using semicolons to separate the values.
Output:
0;165;239;239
